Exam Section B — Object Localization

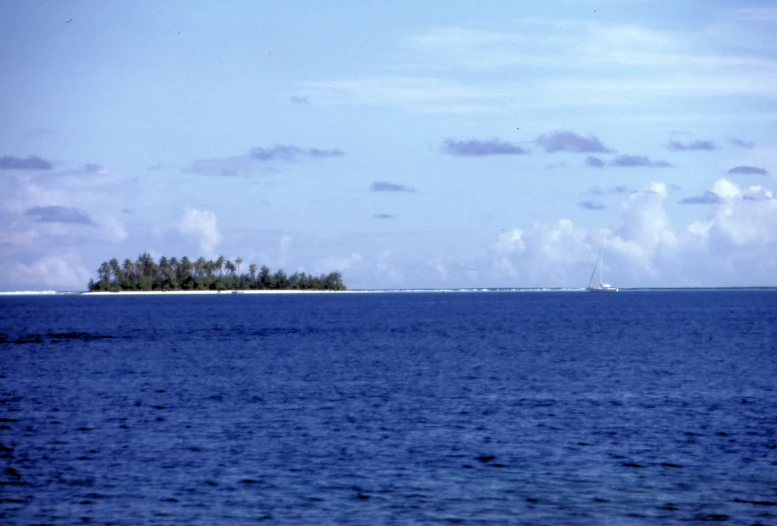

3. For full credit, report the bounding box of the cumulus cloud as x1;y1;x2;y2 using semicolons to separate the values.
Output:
666;140;717;151
176;208;222;255
614;182;678;264
579;200;605;210
727;166;769;176
535;131;612;153
729;138;755;149
0;155;53;170
442;138;529;156
9;255;92;290
687;179;777;249
25;205;94;225
370;181;415;192
612;155;672;168
485;181;682;286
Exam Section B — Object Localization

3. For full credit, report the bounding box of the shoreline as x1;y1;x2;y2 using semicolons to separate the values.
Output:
3;286;777;296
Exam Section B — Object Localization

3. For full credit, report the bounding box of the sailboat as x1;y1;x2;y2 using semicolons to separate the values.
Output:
587;251;618;292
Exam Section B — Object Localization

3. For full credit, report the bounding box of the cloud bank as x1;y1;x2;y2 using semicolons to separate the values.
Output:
188;145;345;176
25;205;94;225
585;155;673;168
442;138;529;156
249;145;344;161
0;155;53;170
666;140;717;151
727;166;769;176
535;131;612;153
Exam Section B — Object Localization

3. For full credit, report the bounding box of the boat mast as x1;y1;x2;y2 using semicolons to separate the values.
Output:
600;251;603;285
588;251;599;288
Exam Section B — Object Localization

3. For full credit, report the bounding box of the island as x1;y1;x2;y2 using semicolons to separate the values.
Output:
88;253;346;292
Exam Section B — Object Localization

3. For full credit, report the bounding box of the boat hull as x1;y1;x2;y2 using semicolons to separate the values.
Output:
587;286;618;292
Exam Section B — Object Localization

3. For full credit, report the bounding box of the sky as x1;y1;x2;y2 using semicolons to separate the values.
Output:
1;0;776;291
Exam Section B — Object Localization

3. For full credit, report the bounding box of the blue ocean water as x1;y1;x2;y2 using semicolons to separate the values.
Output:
1;291;776;525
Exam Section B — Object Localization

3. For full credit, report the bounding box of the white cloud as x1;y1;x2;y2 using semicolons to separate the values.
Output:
279;235;293;267
8;255;92;291
176;208;222;255
689;179;777;248
306;17;777;115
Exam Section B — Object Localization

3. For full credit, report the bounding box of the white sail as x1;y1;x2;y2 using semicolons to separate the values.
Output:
587;251;618;292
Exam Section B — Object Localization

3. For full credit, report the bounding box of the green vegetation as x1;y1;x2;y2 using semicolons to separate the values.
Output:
88;253;347;292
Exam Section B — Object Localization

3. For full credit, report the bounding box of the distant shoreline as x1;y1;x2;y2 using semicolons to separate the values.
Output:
2;287;777;296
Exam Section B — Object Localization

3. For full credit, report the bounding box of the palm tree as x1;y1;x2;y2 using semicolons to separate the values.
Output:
259;265;271;289
170;257;180;277
215;255;225;277
249;263;257;287
180;256;193;281
134;259;145;287
109;258;121;282
123;258;134;286
97;262;111;284
235;256;243;288
195;257;207;278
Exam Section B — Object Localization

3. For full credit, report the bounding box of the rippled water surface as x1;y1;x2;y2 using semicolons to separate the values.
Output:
2;291;776;525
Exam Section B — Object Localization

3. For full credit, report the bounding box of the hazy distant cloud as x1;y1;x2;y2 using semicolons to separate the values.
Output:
727;165;769;176
188;145;343;176
187;157;249;177
290;95;309;105
25;205;94;225
586;155;672;169
442;138;529;156
612;155;672;168
147;163;173;171
82;164;105;174
535;131;612;153
176;207;222;255
578;200;605;210
0;155;53;170
250;145;344;161
370;181;416;192
729;138;755;149
679;191;726;205
24;127;53;139
373;213;396;219
666;140;717;151
589;185;631;195
585;156;606;168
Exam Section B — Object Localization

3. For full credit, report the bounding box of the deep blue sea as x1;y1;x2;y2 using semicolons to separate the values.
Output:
1;291;776;525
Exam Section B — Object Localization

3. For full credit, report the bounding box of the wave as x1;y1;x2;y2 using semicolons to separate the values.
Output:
0;290;59;296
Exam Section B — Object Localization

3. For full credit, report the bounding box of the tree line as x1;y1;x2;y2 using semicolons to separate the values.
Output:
88;253;347;292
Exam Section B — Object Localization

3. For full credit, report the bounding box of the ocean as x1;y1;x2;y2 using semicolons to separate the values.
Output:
1;291;776;525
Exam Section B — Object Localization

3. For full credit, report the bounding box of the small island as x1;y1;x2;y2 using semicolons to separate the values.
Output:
88;253;346;292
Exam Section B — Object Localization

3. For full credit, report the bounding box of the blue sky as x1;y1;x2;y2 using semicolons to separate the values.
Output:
1;0;776;290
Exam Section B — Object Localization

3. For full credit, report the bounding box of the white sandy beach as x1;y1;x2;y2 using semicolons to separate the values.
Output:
83;289;352;295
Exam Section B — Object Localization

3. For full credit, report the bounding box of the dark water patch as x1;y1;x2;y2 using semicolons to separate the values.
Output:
695;513;730;521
